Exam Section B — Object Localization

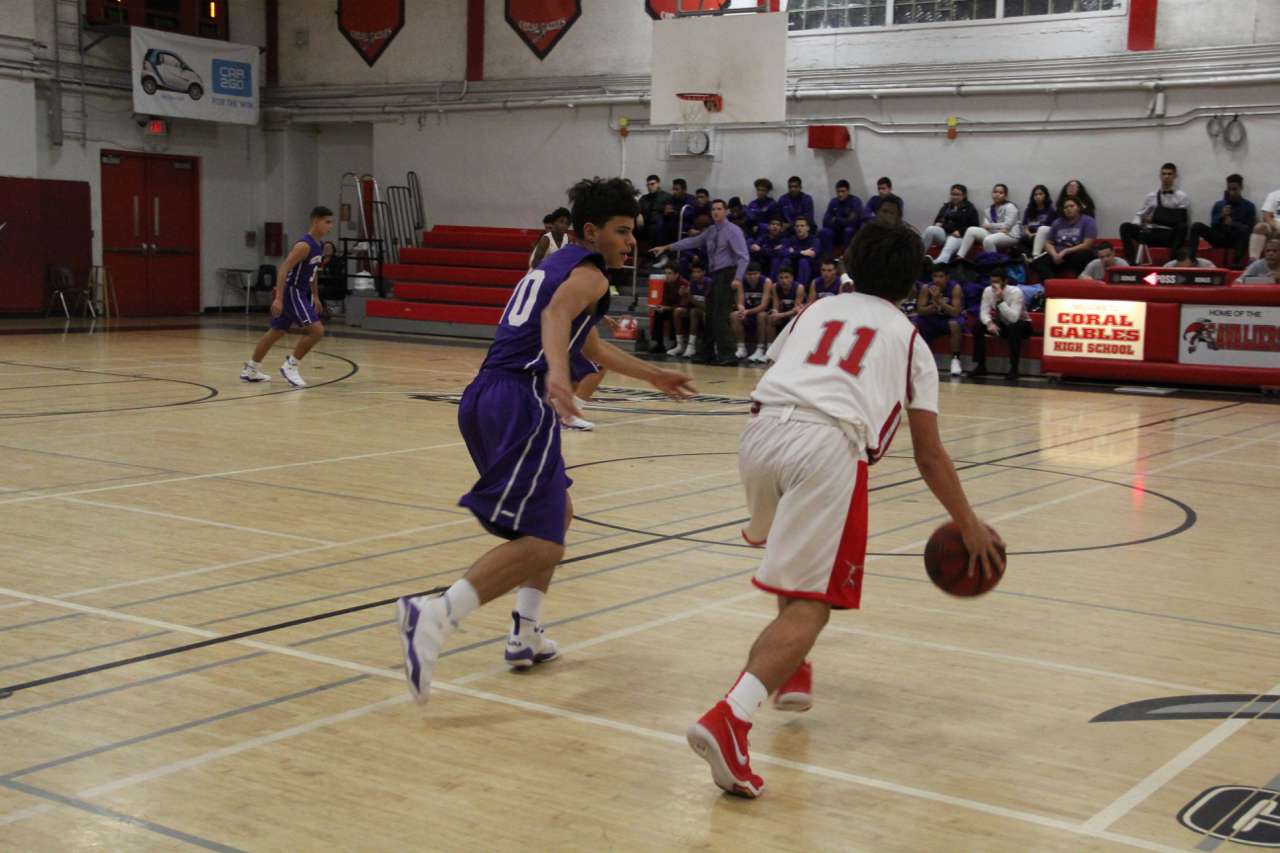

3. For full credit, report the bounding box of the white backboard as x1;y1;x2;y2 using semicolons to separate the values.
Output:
649;12;787;126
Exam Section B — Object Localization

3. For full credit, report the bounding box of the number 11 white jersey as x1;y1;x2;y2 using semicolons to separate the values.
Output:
753;291;939;462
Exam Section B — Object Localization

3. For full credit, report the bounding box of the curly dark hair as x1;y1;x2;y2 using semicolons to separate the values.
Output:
567;178;640;240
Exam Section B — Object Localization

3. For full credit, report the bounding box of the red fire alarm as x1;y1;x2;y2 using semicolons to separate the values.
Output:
807;125;850;150
147;119;168;136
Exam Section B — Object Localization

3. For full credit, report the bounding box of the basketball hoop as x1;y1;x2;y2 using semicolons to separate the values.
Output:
675;93;721;155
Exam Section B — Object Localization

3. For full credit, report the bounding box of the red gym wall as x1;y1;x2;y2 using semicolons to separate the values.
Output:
0;178;92;314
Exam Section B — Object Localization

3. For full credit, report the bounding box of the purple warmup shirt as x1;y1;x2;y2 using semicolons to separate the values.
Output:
481;243;608;373
778;192;815;228
1047;214;1098;250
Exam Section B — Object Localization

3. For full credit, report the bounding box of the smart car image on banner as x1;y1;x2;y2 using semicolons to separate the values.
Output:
131;28;259;125
140;49;204;100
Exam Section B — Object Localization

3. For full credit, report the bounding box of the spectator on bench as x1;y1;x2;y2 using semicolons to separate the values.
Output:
819;180;864;250
808;256;842;302
1189;174;1255;268
1056;179;1097;220
1031;197;1097;280
922;184;981;263
727;196;749;233
1250;187;1280;262
781;215;822;286
751;216;787;272
672;258;710;357
1079;240;1122;280
639;175;673;259
765;264;805;341
1240;237;1280;284
1022;184;1056;257
661;179;695;245
959;183;1022;257
873;193;904;226
1164;247;1215;269
972;267;1033;382
689;188;713;232
651;261;686;354
529;207;573;269
1120;162;1190;264
778;176;815;237
914;262;966;378
745;178;780;239
865;176;903;220
732;261;773;363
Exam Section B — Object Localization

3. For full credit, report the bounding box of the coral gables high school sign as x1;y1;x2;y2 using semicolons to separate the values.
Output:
338;0;405;67
505;0;581;59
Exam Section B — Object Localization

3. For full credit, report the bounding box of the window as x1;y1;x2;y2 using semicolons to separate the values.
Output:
787;0;1118;29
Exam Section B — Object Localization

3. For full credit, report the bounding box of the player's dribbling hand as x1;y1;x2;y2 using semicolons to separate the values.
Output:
960;520;1005;583
649;369;697;402
270;298;283;318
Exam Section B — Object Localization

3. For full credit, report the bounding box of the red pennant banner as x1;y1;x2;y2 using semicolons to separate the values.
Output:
506;0;582;60
645;0;728;20
338;0;405;67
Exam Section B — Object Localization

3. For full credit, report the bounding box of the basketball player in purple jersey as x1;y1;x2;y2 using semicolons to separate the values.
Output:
240;206;333;387
396;178;697;704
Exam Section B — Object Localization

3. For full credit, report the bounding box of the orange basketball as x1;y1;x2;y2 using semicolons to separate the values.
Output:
923;522;1005;597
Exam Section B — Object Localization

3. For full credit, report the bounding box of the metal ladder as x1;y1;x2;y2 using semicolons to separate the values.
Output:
50;0;88;146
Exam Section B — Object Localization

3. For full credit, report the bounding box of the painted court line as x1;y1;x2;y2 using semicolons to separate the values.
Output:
55;496;334;544
715;608;1217;694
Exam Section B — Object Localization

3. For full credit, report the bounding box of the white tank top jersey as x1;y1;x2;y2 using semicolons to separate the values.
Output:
530;231;572;266
754;291;939;462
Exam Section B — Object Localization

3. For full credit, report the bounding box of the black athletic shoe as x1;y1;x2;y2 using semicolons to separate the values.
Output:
647;342;667;354
969;365;989;378
715;357;741;367
1004;370;1021;381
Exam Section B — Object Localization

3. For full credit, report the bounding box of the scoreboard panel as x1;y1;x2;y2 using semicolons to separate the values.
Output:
86;0;229;41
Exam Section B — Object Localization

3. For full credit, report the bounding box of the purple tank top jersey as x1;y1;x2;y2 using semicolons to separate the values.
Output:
285;234;324;290
481;243;609;373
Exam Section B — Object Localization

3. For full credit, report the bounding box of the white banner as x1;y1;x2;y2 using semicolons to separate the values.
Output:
131;29;258;125
1044;298;1147;360
1179;305;1280;368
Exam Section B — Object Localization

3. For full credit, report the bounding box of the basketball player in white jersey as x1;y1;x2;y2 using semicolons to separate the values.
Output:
687;219;1005;798
529;207;573;269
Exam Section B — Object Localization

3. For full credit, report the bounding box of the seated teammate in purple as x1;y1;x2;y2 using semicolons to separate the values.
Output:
807;256;842;302
745;178;781;240
780;216;822;287
865;177;904;220
764;264;805;337
240;206;332;387
396;178;696;704
819;180;864;250
778;176;815;236
750;216;787;271
915;262;966;377
731;261;773;363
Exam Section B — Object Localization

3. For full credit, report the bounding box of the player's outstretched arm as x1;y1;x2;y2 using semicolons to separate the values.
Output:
907;409;1006;580
581;327;697;402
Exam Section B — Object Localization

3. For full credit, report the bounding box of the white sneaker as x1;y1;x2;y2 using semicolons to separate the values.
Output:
735;344;748;359
667;342;685;356
682;341;697;358
279;358;307;387
950;356;962;376
504;611;561;668
749;348;768;363
240;363;270;382
561;414;594;431
396;595;455;704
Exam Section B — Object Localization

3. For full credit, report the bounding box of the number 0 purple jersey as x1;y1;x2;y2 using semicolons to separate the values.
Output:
285;234;324;290
481;244;609;373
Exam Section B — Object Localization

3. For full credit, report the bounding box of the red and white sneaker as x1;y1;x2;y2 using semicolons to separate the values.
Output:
686;701;764;798
773;661;812;712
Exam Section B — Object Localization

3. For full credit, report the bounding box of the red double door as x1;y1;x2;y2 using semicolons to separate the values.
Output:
101;151;201;315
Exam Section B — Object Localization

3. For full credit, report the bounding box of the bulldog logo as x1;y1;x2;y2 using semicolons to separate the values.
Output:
1183;318;1219;353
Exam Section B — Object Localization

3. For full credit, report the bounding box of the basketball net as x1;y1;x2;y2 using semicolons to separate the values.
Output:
676;92;722;136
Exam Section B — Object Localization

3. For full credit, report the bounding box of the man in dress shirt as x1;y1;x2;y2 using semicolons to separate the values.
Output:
1119;163;1190;263
652;199;750;366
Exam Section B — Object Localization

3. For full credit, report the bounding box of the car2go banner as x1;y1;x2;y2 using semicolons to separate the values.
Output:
131;28;258;125
1044;298;1147;360
1179;304;1280;368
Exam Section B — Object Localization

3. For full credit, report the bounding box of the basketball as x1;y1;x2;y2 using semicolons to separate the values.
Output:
694;215;712;229
924;522;1006;597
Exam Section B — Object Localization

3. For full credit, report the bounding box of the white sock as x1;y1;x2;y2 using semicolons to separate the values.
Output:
676;335;687;347
438;578;481;630
726;672;768;723
515;587;545;623
1249;232;1265;262
754;345;765;354
286;355;299;366
248;360;261;369
574;395;591;408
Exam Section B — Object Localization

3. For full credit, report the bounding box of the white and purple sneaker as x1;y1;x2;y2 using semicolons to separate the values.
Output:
396;596;450;704
504;611;561;668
